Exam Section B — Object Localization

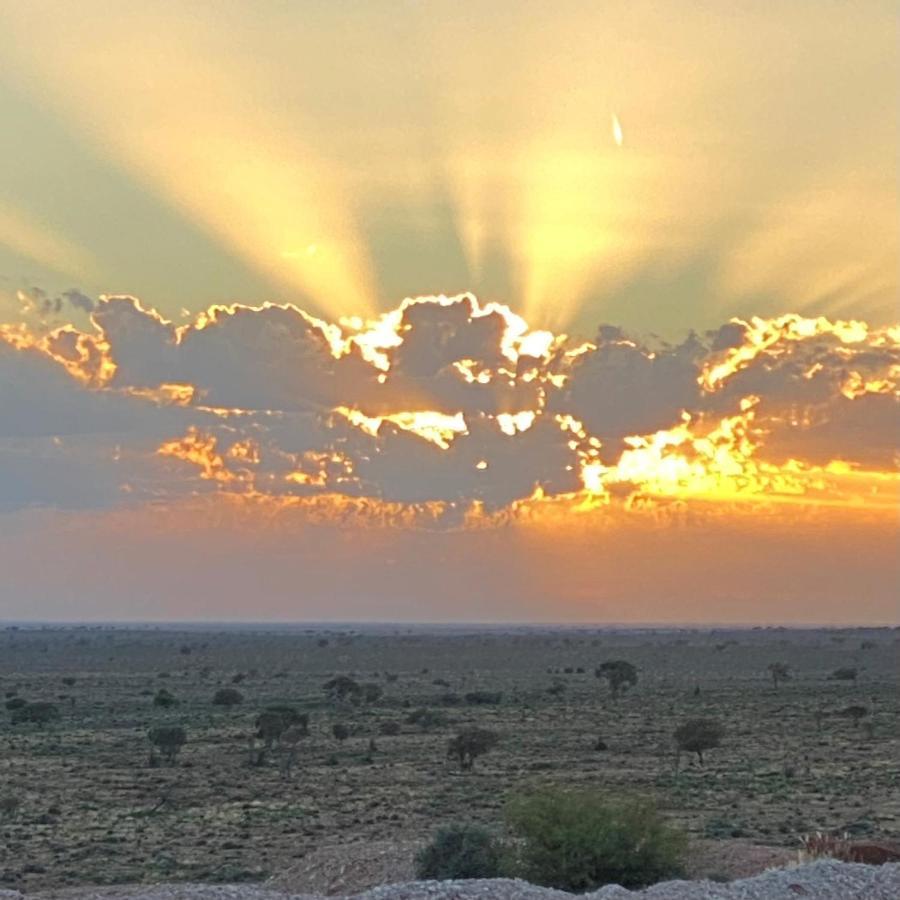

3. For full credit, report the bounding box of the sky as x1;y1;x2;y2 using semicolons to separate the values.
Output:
0;1;897;624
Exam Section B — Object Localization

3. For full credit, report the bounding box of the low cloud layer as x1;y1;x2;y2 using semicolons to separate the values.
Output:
1;294;897;519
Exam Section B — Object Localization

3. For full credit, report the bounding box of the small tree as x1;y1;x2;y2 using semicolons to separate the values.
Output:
148;725;186;765
505;789;686;891
256;710;288;749
595;661;638;699
153;688;178;708
767;662;790;690
323;675;362;704
11;701;60;727
447;728;499;771
673;718;724;766
279;725;306;779
415;824;505;880
264;705;308;732
332;722;350;742
212;687;244;706
830;667;858;682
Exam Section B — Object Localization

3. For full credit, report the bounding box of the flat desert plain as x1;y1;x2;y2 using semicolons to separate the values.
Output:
0;625;897;892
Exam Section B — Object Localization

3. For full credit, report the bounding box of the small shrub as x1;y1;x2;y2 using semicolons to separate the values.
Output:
415;824;505;880
5;697;26;711
332;722;350;742
11;701;60;727
830;667;858;682
767;662;790;689
213;687;244;706
379;720;402;736
463;690;502;706
447;728;499;770
673;718;724;765
153;688;178;708
324;675;362;704
595;660;638;699
505;789;686;891
148;725;187;765
261;705;308;733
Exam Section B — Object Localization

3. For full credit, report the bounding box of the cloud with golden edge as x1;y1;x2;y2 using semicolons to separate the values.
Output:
1;292;897;523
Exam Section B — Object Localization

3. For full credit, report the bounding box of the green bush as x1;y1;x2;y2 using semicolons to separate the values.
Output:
505;789;686;891
10;701;60;727
415;824;505;880
212;687;244;706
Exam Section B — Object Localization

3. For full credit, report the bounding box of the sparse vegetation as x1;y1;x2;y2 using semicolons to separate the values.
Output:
447;727;499;770
768;662;791;689
0;625;896;892
10;701;60;727
595;660;638;699
148;725;187;765
673;718;725;766
415;823;505;880
212;687;244;706
505;789;687;891
830;667;858;681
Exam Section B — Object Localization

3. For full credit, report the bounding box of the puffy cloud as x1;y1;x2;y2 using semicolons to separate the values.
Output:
0;295;897;518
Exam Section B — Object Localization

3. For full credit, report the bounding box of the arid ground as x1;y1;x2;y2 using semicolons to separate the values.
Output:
0;625;897;893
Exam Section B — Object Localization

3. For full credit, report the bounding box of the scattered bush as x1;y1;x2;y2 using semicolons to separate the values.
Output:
379;720;402;736
11;701;60;727
213;687;244;706
5;697;26;711
830;667;858;682
262;705;308;733
324;675;362;704
153;688;178;708
415;824;505;880
447;728;499;770
505;789;686;891
673;718;725;765
332;722;350;742
463;690;502;706
148;725;187;765
595;660;638;699
767;662;790;689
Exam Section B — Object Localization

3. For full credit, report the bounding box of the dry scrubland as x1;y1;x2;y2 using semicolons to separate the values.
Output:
0;625;897;893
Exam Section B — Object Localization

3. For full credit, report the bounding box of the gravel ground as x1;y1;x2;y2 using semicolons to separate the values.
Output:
15;861;900;900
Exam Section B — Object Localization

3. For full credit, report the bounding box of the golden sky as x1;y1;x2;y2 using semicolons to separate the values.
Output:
0;2;897;622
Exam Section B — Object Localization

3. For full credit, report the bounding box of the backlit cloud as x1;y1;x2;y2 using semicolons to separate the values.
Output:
1;294;896;520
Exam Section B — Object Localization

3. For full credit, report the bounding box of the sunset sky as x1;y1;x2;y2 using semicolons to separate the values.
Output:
0;1;897;624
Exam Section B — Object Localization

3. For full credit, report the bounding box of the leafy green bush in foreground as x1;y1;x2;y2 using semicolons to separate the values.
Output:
505;789;687;891
415;823;505;880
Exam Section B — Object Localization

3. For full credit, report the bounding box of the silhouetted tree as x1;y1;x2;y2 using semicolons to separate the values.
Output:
595;661;638;699
148;725;186;765
767;662;790;690
673;718;724;767
447;728;499;771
